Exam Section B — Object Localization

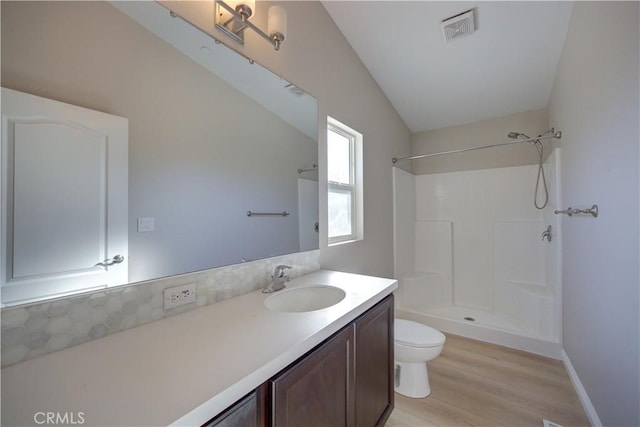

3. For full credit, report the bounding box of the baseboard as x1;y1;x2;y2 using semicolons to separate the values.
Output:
561;349;602;427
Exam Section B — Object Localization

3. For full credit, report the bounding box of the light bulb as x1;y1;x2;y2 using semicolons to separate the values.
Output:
268;5;287;40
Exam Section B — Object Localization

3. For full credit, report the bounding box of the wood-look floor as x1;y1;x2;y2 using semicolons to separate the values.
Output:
386;334;591;427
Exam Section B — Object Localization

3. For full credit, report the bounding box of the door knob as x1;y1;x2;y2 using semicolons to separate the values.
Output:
97;254;124;267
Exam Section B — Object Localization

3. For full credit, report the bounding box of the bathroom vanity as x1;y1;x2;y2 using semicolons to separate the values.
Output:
1;271;396;426
208;294;393;426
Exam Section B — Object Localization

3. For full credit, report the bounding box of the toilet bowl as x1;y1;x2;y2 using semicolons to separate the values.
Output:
394;319;446;398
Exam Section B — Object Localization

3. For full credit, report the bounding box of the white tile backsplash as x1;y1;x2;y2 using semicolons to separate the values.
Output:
1;250;320;368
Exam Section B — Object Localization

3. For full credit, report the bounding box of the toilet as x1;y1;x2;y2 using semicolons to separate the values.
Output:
394;319;446;398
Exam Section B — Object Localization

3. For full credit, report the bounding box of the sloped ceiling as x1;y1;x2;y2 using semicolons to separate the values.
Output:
114;1;318;141
322;1;573;133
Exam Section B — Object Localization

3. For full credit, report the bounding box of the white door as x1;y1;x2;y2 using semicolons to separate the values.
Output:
1;88;128;305
298;178;319;252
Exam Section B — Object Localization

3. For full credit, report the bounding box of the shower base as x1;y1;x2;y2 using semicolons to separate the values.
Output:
396;305;562;359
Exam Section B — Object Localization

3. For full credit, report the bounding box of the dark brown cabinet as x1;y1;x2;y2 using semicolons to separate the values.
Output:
203;294;394;427
271;324;355;427
204;385;267;427
270;295;393;427
355;295;394;426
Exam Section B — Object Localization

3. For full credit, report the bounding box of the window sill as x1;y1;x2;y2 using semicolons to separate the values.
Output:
328;237;362;247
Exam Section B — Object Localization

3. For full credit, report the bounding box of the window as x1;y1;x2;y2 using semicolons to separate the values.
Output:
327;117;363;245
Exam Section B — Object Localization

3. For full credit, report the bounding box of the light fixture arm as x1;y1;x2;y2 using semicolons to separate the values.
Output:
215;0;285;51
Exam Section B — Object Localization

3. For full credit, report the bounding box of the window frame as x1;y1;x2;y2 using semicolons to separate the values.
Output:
327;117;363;246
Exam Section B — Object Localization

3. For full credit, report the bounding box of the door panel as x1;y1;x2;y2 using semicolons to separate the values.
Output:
12;120;107;277
270;325;355;427
1;88;128;304
203;385;266;427
297;178;318;252
355;295;394;427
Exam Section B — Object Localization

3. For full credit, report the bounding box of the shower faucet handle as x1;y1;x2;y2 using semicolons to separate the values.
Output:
572;205;599;217
554;204;598;218
553;207;573;216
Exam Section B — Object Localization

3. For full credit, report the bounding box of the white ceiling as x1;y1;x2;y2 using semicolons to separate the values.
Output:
322;1;573;134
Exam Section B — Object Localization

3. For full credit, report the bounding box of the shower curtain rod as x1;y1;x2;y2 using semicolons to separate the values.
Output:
391;131;562;164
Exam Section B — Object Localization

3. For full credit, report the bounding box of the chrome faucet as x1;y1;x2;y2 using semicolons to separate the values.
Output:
262;265;292;293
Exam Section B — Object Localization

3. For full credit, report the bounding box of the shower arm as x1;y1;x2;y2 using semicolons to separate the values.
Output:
392;130;562;164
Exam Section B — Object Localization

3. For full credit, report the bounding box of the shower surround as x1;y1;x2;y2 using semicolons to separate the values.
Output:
393;150;562;358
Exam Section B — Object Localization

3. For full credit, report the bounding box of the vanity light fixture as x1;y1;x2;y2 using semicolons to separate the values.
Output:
214;0;287;51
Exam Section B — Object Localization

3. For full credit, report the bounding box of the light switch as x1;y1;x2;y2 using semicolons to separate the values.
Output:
137;217;155;232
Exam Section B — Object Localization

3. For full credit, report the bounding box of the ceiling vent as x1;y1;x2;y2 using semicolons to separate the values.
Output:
441;9;476;43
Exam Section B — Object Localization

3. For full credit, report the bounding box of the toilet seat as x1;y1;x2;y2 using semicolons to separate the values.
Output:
395;319;446;348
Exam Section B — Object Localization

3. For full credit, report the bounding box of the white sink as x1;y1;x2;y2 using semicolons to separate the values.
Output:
264;285;346;313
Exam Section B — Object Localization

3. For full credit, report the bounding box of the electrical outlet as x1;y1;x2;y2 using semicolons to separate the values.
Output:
164;283;196;310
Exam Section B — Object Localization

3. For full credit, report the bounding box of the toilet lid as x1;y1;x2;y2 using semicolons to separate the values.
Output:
395;319;446;348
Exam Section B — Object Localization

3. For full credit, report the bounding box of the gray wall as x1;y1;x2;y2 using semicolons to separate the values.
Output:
161;1;413;278
549;2;639;426
411;109;549;174
1;1;317;283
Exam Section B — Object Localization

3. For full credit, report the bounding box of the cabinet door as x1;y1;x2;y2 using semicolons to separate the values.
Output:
355;295;394;427
203;385;266;427
271;325;355;427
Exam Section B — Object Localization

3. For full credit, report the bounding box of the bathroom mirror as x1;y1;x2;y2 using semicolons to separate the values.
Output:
0;1;318;306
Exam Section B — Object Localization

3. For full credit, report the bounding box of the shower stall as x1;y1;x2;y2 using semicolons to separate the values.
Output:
393;141;562;358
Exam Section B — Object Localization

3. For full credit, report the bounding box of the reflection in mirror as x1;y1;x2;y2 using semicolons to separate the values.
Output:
0;1;318;306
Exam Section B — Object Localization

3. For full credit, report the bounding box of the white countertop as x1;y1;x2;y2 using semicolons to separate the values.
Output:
1;270;397;426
